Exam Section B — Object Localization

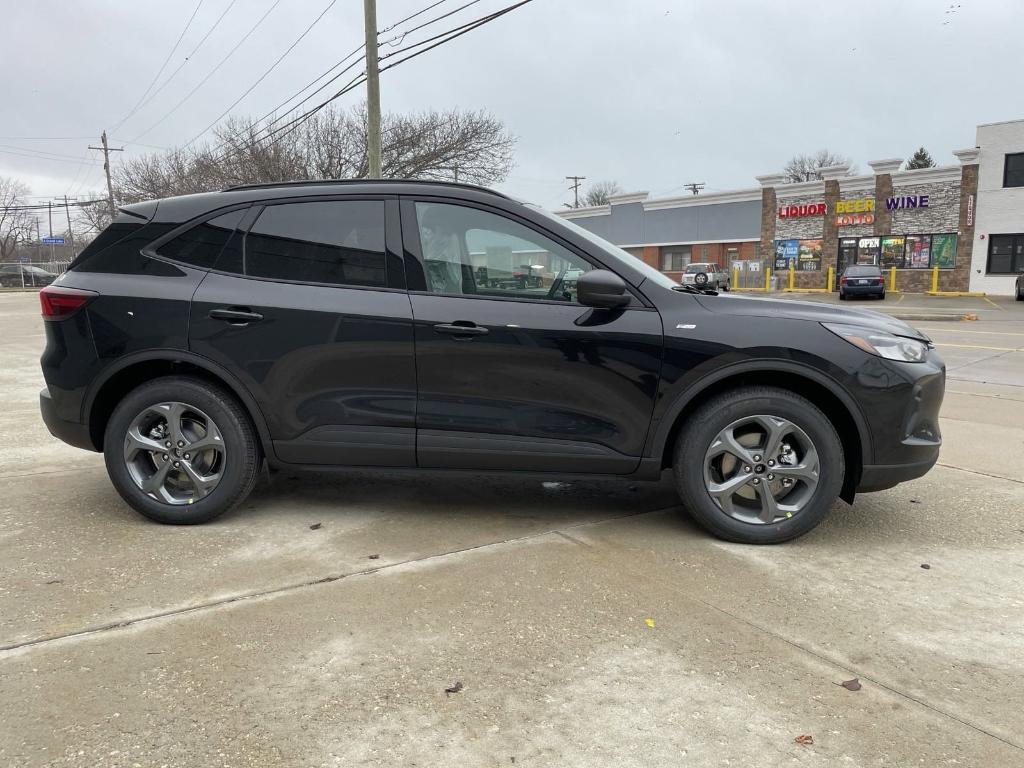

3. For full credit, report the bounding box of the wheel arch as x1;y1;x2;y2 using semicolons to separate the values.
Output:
651;361;870;503
83;350;275;460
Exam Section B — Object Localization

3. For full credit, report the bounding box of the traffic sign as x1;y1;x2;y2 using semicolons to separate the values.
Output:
41;236;65;245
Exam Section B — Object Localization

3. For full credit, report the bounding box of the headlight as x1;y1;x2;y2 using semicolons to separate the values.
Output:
822;323;930;363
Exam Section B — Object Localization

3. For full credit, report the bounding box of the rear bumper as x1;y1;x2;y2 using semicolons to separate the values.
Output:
841;284;884;296
40;387;96;452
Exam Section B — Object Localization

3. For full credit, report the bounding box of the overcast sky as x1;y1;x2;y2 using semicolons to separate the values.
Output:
2;0;1022;210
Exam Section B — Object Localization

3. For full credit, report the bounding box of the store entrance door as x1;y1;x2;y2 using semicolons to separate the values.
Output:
836;238;857;290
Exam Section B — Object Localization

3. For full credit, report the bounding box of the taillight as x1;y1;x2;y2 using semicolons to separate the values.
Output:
840;277;848;284
39;286;97;320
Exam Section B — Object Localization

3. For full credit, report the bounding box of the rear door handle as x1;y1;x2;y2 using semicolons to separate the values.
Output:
434;322;489;337
209;307;264;324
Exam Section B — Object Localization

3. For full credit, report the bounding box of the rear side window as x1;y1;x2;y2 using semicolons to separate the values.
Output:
244;201;386;288
156;209;245;269
73;220;180;275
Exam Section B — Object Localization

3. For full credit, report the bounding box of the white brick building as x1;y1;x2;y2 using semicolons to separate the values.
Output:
969;119;1024;295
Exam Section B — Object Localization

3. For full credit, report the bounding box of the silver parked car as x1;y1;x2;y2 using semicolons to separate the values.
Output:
681;262;730;291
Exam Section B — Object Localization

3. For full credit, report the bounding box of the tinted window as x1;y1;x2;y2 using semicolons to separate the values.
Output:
414;202;592;303
1005;153;1024;188
73;221;181;275
156;209;244;269
244;201;386;287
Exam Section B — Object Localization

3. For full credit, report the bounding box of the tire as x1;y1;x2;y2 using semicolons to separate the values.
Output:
839;291;846;300
673;386;844;544
1017;284;1023;301
879;291;886;300
103;375;261;524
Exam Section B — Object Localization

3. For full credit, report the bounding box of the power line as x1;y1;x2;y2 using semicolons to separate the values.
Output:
110;0;206;134
379;0;448;33
181;0;339;149
0;147;89;165
119;0;239;130
254;44;365;127
379;0;483;49
239;1;531;162
127;0;283;143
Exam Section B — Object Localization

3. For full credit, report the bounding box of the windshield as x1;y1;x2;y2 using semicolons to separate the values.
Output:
528;205;679;289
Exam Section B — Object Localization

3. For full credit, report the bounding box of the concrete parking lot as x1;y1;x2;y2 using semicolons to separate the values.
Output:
2;290;1023;767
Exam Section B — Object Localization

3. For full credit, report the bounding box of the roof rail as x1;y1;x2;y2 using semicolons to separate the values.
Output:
221;178;508;198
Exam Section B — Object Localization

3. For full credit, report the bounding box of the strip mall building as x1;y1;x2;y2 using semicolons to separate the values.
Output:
559;119;1024;295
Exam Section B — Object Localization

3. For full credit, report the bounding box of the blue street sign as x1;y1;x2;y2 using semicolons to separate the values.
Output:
42;236;65;245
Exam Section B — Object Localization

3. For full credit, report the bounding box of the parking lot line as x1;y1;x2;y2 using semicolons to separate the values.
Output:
934;342;1024;352
917;327;1024;337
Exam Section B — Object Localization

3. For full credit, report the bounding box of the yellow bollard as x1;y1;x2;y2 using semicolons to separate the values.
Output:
733;266;738;288
766;267;772;292
931;265;939;293
827;266;834;292
788;265;794;290
889;266;897;292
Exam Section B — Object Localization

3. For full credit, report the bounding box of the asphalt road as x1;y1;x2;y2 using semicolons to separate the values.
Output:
1;290;1023;767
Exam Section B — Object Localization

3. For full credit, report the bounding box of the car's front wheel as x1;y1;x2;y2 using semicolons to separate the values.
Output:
103;376;261;524
673;386;844;544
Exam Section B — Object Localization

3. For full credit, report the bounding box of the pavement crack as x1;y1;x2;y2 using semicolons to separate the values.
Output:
0;505;676;656
936;462;1024;485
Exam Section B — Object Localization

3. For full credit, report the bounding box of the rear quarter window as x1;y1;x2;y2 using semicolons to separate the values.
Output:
72;220;180;275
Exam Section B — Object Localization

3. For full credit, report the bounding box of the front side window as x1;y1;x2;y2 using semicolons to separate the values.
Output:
244;200;386;288
1004;153;1024;188
157;209;245;269
414;202;593;303
987;234;1024;274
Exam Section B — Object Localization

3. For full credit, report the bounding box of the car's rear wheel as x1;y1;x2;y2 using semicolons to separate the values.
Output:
1017;283;1023;301
103;376;261;524
673;386;844;544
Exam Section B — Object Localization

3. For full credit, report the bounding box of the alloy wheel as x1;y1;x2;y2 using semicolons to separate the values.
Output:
703;415;820;524
123;401;225;505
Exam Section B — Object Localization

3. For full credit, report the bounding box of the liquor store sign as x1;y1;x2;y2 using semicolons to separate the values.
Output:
836;198;875;227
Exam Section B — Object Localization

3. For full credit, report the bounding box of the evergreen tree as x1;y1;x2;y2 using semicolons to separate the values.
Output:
906;147;936;170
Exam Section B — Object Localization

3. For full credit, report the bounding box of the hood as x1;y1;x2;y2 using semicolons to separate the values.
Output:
693;292;929;341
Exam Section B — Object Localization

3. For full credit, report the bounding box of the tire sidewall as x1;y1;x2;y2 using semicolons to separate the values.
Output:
675;391;844;544
104;378;255;524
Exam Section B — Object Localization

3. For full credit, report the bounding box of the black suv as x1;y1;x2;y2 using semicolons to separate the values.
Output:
39;181;944;544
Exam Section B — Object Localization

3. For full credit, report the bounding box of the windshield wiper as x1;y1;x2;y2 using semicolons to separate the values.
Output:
672;284;719;296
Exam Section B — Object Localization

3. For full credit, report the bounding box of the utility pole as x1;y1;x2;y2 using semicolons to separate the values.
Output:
47;200;54;261
63;195;76;257
88;131;124;219
363;0;382;178
684;182;705;196
35;219;41;263
566;175;586;208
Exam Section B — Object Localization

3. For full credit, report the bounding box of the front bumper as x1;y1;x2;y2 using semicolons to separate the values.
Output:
40;387;95;451
853;349;945;493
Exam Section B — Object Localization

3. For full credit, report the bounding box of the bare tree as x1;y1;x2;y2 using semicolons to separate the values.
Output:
783;150;856;183
76;196;114;235
115;105;516;202
584;180;623;207
0;176;35;262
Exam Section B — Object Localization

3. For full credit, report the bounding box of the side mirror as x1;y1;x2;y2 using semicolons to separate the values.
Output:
577;269;630;309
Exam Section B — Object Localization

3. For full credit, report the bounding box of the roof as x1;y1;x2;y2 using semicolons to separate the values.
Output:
221;178;508;198
134;179;511;224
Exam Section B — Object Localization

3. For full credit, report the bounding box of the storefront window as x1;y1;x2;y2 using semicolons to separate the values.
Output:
774;239;799;270
857;237;880;265
931;234;957;269
797;239;822;271
880;236;906;269
905;235;931;269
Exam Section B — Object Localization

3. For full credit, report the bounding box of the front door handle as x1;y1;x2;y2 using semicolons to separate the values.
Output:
434;322;489;337
209;307;264;324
